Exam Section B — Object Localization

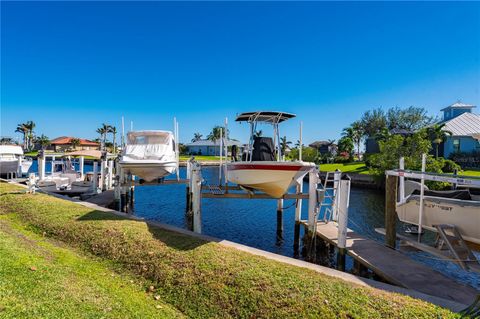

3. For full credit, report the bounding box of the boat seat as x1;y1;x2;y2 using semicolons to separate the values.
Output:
252;137;275;161
412;189;472;200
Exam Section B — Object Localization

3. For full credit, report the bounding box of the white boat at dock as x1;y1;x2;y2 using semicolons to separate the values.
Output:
0;145;32;177
397;183;480;247
226;111;316;198
119;130;178;182
387;165;480;249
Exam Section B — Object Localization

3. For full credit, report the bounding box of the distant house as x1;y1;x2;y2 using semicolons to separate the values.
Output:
49;136;100;152
309;141;337;156
365;128;414;154
440;102;480;158
185;139;244;156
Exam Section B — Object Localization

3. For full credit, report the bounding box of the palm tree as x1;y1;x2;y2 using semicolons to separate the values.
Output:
191;132;203;142
207;126;226;144
427;123;452;158
109;126;117;154
35;134;50;150
280;136;292;154
342;121;364;160
24;121;36;151
96;123;111;151
70;138;81;150
15;123;28;149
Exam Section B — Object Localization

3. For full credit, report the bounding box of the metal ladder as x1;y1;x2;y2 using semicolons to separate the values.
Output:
321;171;340;222
206;184;225;195
435;224;479;271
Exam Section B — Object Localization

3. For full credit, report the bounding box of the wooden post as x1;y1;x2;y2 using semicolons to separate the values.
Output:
293;222;301;258
100;159;106;191
38;151;45;180
332;170;342;220
17;157;22;177
398;157;405;203
129;174;135;213
337;176;351;271
276;198;284;243
191;163;202;233
120;169;127;212
417;153;426;242
51;155;55;174
79;156;85;180
307;170;318;232
107;160;114;189
114;176;121;211
92;161;98;193
295;182;303;221
385;174;398;249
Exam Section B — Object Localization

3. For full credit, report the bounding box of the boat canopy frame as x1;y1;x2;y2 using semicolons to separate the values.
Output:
235;111;296;162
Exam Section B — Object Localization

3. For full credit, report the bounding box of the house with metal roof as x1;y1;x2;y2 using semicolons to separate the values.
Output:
440;102;480;158
185;139;244;156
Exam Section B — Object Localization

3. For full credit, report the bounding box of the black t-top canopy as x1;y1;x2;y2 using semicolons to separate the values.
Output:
235;111;296;123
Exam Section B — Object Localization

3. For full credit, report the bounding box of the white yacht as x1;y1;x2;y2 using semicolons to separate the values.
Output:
119;130;178;182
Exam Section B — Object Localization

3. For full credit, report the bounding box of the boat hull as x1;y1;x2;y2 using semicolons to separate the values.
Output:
0;160;19;175
397;196;480;246
226;161;316;198
119;161;177;182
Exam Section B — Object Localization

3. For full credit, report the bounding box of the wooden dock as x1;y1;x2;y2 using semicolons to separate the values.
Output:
301;221;478;305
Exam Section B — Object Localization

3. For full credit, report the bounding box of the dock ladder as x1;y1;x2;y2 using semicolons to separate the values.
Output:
321;171;341;222
206;184;225;195
435;224;479;271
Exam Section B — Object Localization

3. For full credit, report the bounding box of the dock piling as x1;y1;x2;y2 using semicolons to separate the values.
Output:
79;156;85;180
93;161;98;192
191;162;202;233
385;174;398;249
276;199;284;243
307;170;319;232
336;175;351;271
38;151;46;180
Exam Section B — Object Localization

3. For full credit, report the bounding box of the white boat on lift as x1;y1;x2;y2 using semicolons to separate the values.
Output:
226;111;316;198
396;180;480;247
119;130;178;182
0;144;32;176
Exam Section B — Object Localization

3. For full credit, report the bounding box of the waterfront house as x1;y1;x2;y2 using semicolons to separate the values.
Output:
439;102;480;158
49;136;100;152
309;141;338;156
185;139;244;156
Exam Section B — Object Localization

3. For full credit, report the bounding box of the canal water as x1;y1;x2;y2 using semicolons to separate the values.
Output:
29;161;480;290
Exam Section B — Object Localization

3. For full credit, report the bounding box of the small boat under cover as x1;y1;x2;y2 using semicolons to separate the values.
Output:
119;130;177;182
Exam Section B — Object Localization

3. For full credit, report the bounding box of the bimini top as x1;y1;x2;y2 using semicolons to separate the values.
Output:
127;130;174;145
235;111;296;123
0;145;23;155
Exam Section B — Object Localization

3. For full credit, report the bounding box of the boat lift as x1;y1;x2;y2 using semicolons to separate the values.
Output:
382;156;480;271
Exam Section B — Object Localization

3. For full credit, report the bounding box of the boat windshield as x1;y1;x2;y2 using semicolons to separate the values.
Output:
127;131;172;145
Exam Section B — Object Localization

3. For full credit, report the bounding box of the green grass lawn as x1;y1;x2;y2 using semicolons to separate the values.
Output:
0;182;456;318
318;162;370;174
0;216;182;318
460;169;480;177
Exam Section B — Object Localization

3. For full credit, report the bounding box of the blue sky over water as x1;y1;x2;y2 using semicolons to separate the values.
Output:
2;1;479;144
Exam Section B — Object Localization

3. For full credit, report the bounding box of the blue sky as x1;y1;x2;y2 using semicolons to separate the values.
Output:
2;1;479;144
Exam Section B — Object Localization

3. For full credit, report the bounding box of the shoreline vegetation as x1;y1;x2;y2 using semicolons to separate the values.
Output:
0;182;456;318
23;150;480;177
